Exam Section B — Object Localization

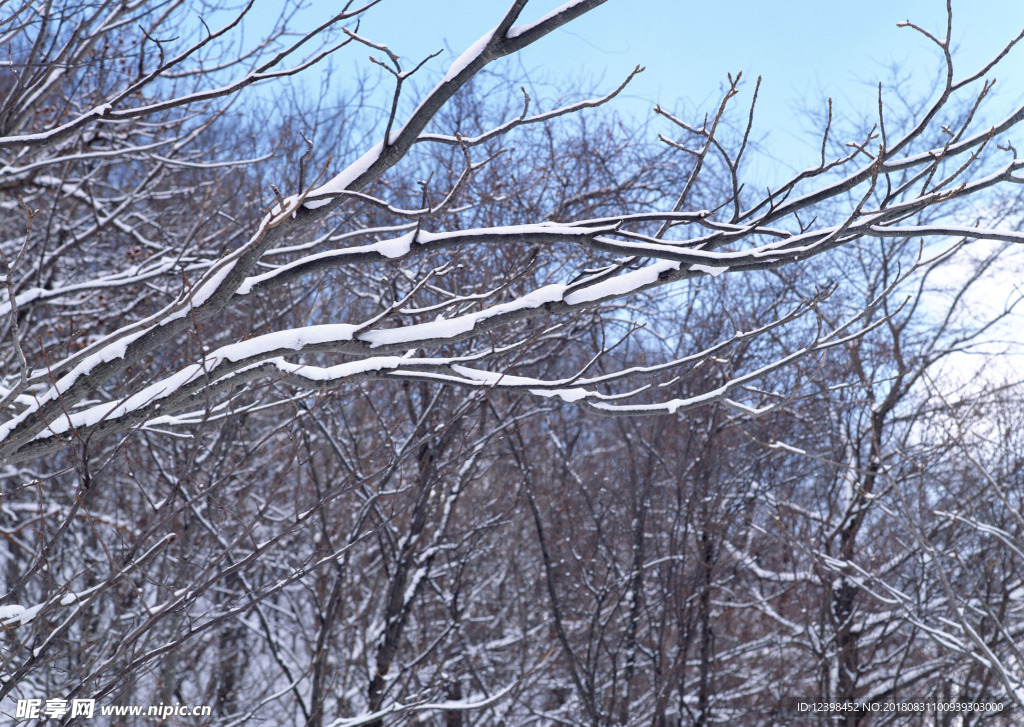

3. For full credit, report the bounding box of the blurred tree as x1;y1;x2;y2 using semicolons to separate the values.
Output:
2;1;1023;725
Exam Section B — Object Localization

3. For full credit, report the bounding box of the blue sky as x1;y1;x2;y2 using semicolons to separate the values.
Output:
226;1;1024;377
249;1;1024;185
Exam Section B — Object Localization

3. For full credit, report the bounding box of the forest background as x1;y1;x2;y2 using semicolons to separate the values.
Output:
3;1;1024;724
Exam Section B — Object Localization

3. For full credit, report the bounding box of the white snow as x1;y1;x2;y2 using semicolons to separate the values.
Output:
272;356;405;381
565;260;678;305
30;324;360;439
442;29;495;83
768;440;808;455
217;324;359;360
690;263;728;277
531;387;589;403
361;283;567;347
189;260;237;306
374;231;415;258
0;602;42;626
240;223;606;294
0;604;26;623
506;0;591;39
303;142;385;209
0;326;152;443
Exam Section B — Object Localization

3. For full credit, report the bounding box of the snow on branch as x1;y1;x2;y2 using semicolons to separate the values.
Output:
3;0;1024;473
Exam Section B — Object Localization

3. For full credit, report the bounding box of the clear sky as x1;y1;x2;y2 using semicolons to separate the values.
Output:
235;1;1024;186
225;0;1024;377
266;0;1024;185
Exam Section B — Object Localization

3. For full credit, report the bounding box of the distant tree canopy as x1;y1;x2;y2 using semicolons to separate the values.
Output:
1;1;1023;725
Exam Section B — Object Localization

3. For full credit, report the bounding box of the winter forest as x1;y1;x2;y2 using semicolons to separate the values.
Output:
3;0;1024;724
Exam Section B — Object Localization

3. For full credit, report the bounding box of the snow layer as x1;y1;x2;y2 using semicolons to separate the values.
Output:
565;260;678;305
304;142;385;209
443;28;495;83
361;283;567;347
506;0;591;39
690;263;728;277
